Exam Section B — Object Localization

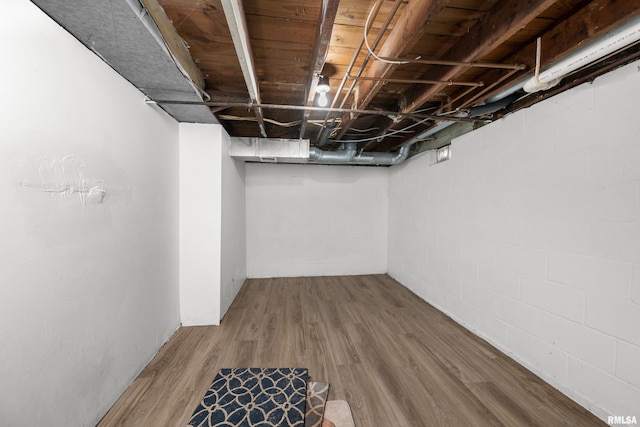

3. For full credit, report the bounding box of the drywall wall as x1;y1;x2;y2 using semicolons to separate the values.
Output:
179;124;246;325
0;1;180;425
388;60;640;420
246;163;388;277
179;124;222;326
220;133;247;316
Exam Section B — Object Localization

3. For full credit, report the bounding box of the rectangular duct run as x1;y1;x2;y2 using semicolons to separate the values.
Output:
229;138;310;163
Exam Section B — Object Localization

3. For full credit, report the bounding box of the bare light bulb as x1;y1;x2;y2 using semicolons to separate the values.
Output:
317;92;329;107
316;75;330;107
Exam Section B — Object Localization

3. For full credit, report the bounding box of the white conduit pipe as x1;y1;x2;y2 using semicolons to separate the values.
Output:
524;18;640;93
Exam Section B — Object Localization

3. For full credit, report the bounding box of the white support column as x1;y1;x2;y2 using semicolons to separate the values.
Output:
179;123;223;325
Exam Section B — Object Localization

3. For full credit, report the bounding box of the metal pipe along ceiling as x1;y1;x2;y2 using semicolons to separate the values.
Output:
229;138;415;166
309;142;413;166
315;0;404;147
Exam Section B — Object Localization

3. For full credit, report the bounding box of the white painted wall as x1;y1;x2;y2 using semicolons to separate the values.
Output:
179;124;246;325
0;1;180;425
220;132;247;316
246;163;388;278
388;60;640;420
179;124;222;325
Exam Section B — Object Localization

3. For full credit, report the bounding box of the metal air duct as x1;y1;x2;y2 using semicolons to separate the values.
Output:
309;143;412;166
229;138;414;166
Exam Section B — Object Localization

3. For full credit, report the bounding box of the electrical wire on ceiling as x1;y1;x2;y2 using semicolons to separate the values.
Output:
214;102;465;141
346;126;381;133
332;102;442;140
219;115;301;127
363;1;409;65
343;128;411;138
218;115;346;129
329;114;433;144
314;0;405;147
342;110;438;136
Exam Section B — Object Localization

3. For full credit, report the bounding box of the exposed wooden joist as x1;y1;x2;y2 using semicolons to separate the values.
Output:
299;0;340;139
221;0;267;137
333;0;450;142
400;0;559;115
468;0;640;107
317;0;402;147
386;0;640;153
356;0;451;110
362;0;559;151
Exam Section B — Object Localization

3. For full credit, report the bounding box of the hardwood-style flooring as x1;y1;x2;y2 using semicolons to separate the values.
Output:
98;274;606;426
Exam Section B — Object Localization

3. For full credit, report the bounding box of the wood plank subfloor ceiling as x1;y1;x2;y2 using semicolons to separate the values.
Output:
98;274;605;426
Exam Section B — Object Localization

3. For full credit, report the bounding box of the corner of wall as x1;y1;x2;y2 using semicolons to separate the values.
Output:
178;123;223;326
220;131;247;319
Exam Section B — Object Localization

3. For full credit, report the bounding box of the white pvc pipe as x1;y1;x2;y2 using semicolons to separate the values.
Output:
524;18;640;93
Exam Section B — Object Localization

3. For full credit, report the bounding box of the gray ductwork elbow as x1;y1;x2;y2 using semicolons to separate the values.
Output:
309;143;357;164
351;144;410;165
309;142;412;166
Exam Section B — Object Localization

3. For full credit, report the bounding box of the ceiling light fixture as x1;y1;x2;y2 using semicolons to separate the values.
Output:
316;76;330;107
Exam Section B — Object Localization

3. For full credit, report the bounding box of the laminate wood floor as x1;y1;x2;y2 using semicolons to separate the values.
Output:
98;274;605;426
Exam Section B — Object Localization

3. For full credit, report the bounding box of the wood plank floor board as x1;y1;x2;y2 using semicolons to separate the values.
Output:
399;343;505;427
467;381;548;427
98;274;606;426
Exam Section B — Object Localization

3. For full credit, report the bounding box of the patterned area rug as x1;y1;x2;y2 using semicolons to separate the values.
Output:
305;381;329;427
188;368;308;427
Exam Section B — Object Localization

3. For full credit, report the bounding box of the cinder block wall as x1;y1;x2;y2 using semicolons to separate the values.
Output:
246;163;389;278
388;60;640;420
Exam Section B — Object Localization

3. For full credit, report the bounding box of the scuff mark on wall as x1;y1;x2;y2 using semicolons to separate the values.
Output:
35;154;106;207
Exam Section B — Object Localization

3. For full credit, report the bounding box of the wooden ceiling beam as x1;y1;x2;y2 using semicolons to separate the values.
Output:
385;0;640;152
363;0;558;151
355;0;450;110
399;0;558;115
221;0;267;137
299;0;340;139
332;0;450;143
466;0;640;108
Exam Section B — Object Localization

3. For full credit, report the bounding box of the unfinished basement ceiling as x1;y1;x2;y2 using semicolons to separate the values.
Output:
33;0;640;155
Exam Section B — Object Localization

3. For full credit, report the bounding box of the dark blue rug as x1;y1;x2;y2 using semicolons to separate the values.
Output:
188;368;308;427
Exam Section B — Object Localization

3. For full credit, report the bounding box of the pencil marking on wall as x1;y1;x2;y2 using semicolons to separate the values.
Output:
37;154;106;206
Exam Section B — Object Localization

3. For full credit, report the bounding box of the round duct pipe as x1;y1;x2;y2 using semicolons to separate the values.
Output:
308;142;413;166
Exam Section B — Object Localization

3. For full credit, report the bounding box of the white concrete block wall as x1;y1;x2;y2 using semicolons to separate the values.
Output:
246;163;388;277
388;60;640;420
